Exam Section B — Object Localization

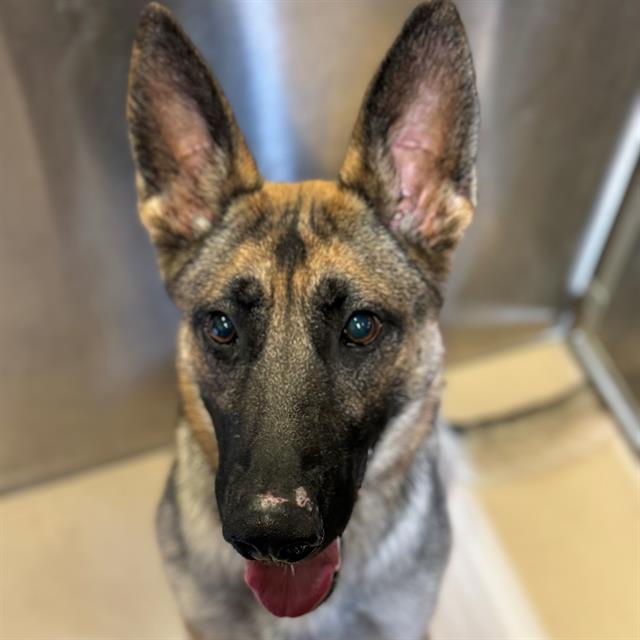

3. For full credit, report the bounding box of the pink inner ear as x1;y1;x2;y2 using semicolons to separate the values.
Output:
389;87;448;237
147;91;218;237
392;138;434;208
390;135;444;238
154;87;213;169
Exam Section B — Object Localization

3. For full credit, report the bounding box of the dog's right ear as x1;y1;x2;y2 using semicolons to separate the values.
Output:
127;3;261;280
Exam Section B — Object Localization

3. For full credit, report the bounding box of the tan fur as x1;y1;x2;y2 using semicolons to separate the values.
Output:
177;323;218;468
172;180;435;439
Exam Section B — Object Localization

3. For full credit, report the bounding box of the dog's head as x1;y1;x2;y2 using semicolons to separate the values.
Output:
127;0;477;618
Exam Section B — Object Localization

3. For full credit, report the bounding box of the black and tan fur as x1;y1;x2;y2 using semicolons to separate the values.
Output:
127;1;478;638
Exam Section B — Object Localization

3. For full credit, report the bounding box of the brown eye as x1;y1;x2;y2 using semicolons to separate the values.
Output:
343;312;382;347
206;312;237;344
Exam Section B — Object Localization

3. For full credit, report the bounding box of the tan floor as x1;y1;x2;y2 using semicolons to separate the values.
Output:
439;338;640;640
0;449;183;640
1;338;638;639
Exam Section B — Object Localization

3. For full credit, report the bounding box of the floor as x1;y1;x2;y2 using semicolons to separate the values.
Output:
435;339;640;640
1;338;639;639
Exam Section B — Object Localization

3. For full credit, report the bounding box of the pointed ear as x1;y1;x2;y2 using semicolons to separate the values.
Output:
339;0;479;278
127;3;261;280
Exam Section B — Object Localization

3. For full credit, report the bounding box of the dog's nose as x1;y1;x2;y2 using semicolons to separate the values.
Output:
230;533;322;563
225;490;324;563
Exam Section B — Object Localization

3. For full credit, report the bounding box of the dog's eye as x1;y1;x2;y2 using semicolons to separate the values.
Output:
343;312;382;347
206;312;237;345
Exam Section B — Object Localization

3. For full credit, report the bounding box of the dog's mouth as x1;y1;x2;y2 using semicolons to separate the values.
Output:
243;538;341;618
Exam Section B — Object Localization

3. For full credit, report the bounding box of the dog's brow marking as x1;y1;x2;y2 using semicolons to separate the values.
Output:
274;209;306;271
257;493;288;508
295;487;312;511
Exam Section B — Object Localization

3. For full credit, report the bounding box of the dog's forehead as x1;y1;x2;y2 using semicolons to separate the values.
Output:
186;180;419;308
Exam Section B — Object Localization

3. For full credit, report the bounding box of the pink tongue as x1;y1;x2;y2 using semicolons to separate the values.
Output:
244;539;341;618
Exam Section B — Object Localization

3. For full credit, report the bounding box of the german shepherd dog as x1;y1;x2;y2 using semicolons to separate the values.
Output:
127;1;478;637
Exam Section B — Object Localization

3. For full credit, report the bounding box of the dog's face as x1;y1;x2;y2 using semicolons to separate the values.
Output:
127;0;477;618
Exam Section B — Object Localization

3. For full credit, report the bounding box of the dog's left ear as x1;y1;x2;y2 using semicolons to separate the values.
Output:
339;0;479;277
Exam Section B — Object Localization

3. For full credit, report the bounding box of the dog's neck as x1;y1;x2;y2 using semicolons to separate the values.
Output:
367;372;442;483
176;321;220;469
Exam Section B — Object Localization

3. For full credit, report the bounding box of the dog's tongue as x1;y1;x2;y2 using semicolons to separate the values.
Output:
244;539;341;618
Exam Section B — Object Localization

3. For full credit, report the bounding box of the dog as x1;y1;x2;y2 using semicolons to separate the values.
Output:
126;1;478;638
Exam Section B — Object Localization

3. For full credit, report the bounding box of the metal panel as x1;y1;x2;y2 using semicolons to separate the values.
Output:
1;0;638;490
572;160;640;452
599;239;640;406
0;2;178;491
